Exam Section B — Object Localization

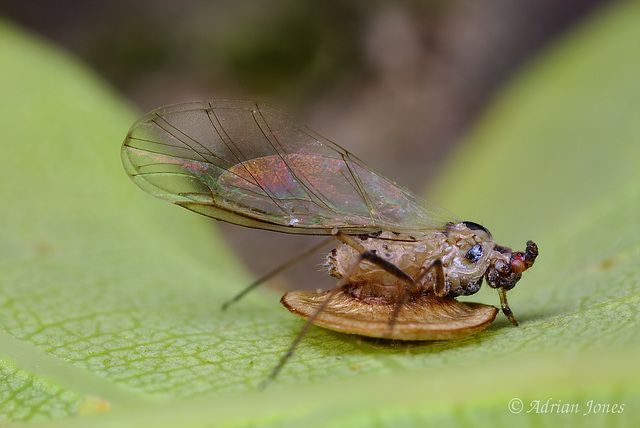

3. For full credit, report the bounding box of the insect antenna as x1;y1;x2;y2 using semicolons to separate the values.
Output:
221;236;335;311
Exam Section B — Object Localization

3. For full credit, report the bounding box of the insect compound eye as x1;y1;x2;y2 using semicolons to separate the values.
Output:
465;244;484;263
461;221;493;239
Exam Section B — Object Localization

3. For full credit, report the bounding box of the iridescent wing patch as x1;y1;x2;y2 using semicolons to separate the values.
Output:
122;100;457;234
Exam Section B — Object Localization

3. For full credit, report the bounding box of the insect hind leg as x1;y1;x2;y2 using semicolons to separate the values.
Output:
221;236;335;311
265;229;449;386
262;243;383;388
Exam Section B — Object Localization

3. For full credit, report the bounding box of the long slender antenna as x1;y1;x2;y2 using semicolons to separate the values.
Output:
221;237;335;311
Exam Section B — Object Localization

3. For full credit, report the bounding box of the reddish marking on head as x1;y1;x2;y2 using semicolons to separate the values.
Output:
510;253;527;274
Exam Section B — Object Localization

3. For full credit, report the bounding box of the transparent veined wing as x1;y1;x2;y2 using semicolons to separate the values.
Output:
121;100;458;235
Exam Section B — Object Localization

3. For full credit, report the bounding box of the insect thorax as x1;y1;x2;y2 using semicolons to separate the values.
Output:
325;224;502;301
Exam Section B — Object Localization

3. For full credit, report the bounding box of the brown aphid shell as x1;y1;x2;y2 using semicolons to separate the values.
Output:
281;290;499;341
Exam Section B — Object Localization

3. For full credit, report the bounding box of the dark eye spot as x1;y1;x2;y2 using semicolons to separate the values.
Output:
465;244;484;263
461;221;493;238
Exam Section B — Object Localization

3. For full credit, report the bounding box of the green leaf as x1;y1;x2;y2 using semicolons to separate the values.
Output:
1;1;639;426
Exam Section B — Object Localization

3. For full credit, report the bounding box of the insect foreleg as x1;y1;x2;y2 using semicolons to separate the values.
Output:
498;287;518;326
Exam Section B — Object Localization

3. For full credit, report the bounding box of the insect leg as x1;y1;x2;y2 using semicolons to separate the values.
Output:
260;248;373;389
414;259;446;297
332;229;421;335
385;259;446;335
498;288;519;326
264;230;446;386
221;236;335;311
